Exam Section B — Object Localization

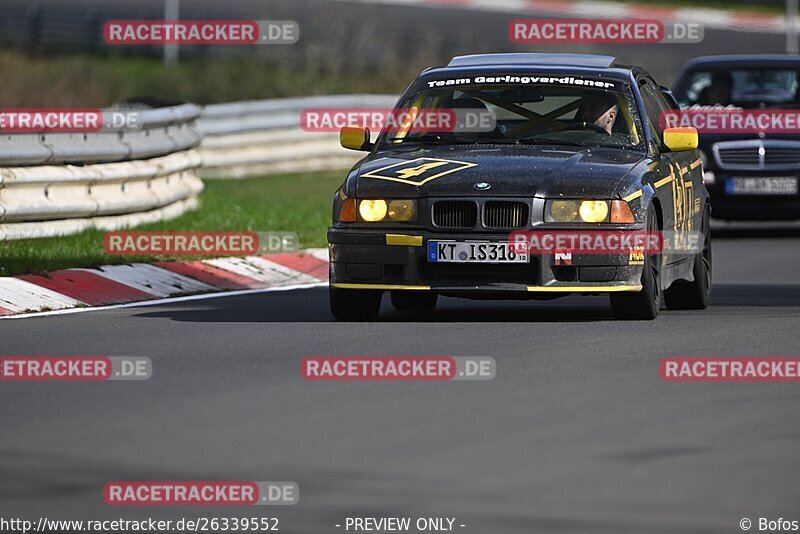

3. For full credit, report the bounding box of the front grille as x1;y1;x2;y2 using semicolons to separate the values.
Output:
716;147;760;167
765;147;800;166
714;140;800;170
432;200;477;229
483;201;529;229
419;259;539;286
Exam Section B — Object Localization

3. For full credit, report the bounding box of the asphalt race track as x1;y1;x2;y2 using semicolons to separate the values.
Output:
1;231;799;533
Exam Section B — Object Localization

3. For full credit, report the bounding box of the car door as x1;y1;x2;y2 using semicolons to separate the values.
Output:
653;77;705;260
639;77;702;264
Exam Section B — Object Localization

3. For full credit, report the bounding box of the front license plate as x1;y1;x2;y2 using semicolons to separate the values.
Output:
726;177;798;195
428;241;529;263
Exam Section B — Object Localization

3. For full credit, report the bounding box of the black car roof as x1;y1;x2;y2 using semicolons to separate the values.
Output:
679;54;800;70
447;53;617;69
421;53;638;83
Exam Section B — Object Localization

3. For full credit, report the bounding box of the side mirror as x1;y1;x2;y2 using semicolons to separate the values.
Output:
340;127;372;151
663;127;698;152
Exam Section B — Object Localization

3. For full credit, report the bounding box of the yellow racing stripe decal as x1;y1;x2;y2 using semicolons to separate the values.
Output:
654;170;675;189
689;158;702;170
623;190;643;202
527;285;642;293
332;283;431;291
333;283;641;292
385;234;423;247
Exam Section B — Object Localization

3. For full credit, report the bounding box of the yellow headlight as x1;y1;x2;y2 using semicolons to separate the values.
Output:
579;200;609;223
359;199;388;222
549;200;580;222
387;199;416;221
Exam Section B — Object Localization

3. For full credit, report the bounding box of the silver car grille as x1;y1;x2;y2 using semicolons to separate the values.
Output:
714;140;800;171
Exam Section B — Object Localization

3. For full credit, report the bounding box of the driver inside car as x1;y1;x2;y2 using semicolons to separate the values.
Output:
573;92;619;135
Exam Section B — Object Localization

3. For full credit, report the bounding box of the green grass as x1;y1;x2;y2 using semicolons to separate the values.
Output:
0;50;410;108
0;171;344;277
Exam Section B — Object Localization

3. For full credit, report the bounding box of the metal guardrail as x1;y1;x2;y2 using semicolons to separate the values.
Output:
196;95;397;178
1;104;203;166
0;95;398;240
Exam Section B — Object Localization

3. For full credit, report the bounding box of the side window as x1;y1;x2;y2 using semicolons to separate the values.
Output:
638;81;667;144
650;79;677;111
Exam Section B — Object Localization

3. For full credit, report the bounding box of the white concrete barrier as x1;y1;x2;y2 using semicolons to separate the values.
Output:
0;104;204;240
0;96;399;240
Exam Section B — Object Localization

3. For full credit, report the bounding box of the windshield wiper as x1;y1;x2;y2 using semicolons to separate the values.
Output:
386;134;518;145
515;138;594;148
387;134;600;148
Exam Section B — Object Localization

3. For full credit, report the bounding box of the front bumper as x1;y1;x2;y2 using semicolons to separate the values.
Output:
328;228;644;297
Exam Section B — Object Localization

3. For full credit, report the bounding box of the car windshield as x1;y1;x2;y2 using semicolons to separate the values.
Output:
379;77;645;150
675;67;800;108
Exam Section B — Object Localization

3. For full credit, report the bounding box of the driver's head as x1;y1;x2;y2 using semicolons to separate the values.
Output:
577;92;619;134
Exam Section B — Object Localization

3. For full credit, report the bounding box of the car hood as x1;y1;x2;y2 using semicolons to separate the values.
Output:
354;145;645;198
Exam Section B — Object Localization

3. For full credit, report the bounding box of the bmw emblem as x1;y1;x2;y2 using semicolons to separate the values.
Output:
474;182;491;191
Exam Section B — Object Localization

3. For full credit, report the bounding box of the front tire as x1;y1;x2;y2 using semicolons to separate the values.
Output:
390;291;438;311
610;205;661;320
664;206;711;310
329;286;382;321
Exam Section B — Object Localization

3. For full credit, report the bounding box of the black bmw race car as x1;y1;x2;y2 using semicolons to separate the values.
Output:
328;53;710;321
